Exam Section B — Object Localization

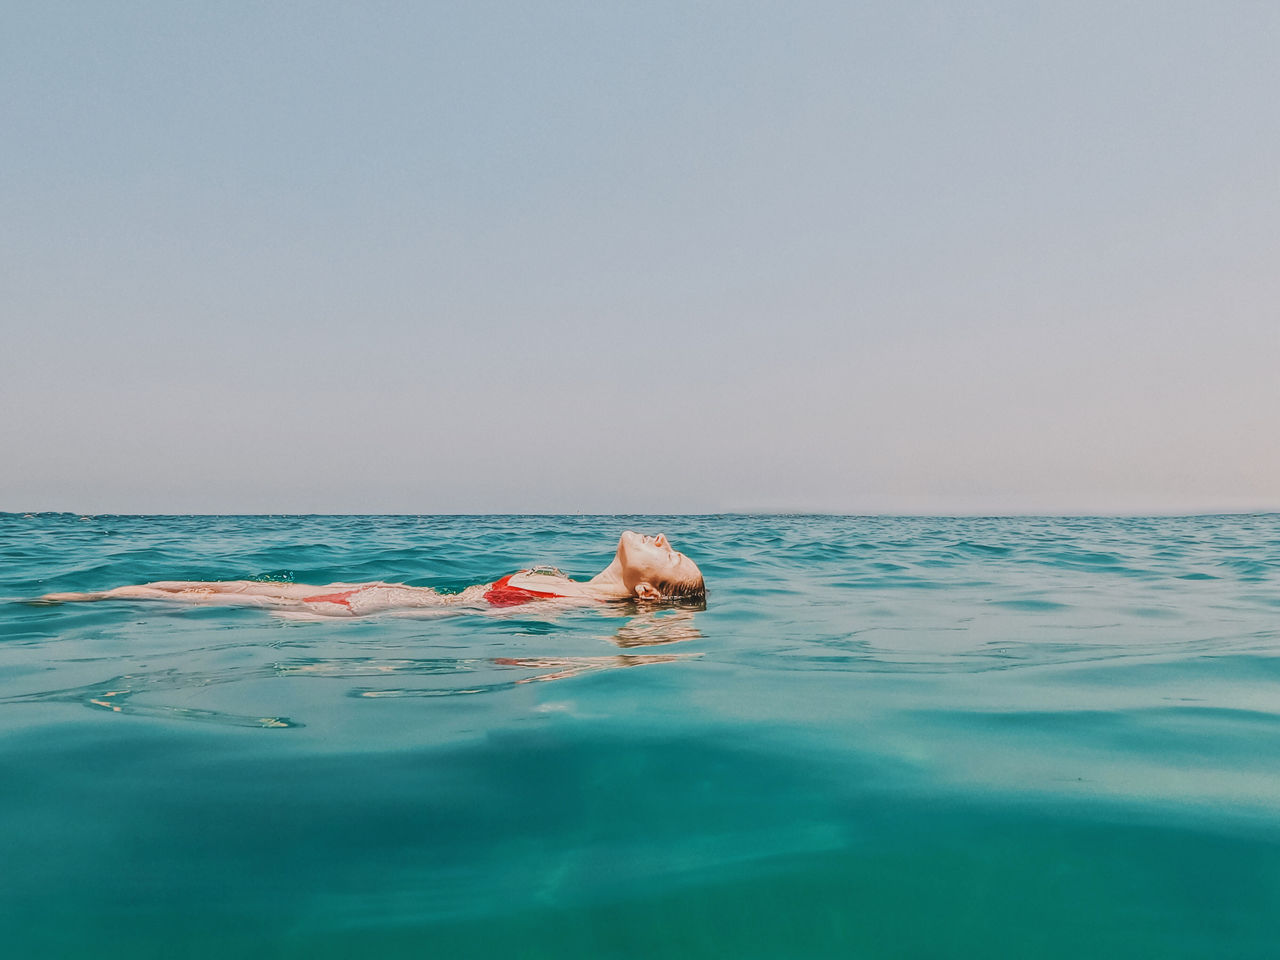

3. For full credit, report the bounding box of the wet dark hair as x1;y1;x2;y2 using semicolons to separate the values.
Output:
651;576;707;605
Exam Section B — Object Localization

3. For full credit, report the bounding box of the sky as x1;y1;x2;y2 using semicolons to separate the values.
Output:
3;1;1277;514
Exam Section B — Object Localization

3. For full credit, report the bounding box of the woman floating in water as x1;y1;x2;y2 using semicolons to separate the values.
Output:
42;530;706;617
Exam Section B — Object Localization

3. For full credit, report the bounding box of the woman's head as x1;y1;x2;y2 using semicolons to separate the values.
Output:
615;531;706;603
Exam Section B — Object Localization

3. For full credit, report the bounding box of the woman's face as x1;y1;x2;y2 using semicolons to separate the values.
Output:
616;530;703;593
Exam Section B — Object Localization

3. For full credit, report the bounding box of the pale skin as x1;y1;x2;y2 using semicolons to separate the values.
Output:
41;530;704;617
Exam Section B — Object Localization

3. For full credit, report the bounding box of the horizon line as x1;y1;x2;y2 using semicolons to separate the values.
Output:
5;509;1279;520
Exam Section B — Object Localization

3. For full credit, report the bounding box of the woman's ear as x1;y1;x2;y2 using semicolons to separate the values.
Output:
634;582;662;600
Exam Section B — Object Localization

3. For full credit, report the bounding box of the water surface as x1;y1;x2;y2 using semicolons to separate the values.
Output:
3;514;1279;957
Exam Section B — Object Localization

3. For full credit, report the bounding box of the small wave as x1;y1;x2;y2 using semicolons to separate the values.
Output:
986;598;1070;612
951;541;1012;557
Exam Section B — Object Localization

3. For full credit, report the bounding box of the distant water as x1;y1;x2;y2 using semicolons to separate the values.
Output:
3;513;1280;958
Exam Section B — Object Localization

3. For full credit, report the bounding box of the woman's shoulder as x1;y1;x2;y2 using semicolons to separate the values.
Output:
504;569;574;594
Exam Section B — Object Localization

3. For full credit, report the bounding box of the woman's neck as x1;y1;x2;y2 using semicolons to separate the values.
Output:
584;557;630;599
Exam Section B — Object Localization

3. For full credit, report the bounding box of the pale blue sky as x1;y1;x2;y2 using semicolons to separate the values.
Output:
3;2;1277;514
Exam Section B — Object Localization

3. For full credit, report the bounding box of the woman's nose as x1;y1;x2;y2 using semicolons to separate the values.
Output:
654;534;667;547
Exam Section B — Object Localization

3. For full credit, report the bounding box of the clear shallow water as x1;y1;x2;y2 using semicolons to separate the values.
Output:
3;513;1280;958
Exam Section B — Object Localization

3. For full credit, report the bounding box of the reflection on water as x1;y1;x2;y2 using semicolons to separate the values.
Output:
1;609;705;728
491;653;694;686
610;609;702;647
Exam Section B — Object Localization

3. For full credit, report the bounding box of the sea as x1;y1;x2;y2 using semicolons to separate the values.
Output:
2;513;1279;958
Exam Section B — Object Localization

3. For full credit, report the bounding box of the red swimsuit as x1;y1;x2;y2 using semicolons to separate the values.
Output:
483;573;571;608
300;586;365;609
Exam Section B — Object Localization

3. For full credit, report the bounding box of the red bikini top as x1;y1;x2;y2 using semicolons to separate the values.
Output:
484;572;571;607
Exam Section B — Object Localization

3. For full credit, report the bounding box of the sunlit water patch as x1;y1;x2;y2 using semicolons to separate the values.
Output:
2;513;1280;958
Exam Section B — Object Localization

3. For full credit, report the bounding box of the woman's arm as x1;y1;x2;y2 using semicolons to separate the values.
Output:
39;579;464;615
43;580;351;604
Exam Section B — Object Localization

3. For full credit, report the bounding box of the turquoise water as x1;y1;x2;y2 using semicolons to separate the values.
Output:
3;513;1280;958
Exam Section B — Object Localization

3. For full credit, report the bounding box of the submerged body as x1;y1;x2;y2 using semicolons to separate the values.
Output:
41;531;705;617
